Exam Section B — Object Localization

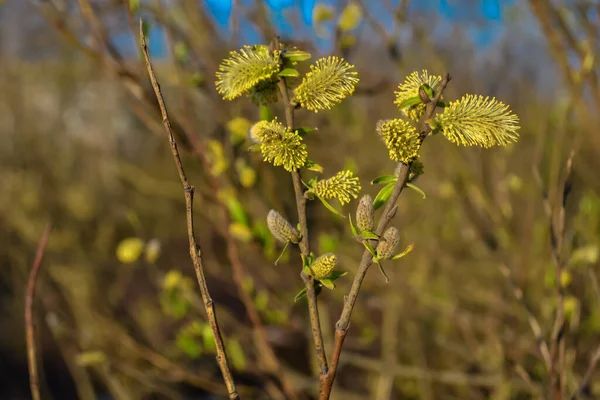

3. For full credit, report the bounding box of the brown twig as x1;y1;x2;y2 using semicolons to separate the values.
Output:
570;344;600;399
139;21;239;400
272;36;329;377
25;223;52;400
319;73;452;399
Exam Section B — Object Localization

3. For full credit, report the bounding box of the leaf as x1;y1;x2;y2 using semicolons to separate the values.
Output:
348;214;360;236
363;240;377;257
569;245;599;266
371;175;397;185
225;198;250;226
278;68;300;77
305;159;324;173
76;351;107;366
229;223;254;242
274;241;290;266
254;290;269;311
361;230;379;240
373;182;395;210
259;105;271;121
391;242;415;260
420;83;434;99
436;101;448;108
396;96;422;110
294;287;308;302
317;196;346;218
128;0;140;14
116;237;145;264
297;127;317;137
303;265;313;277
284;50;312;62
141;20;152;39
201;324;217;352
318;233;338;254
328;271;348;281
406;182;426;199
375;260;390;283
320;278;335;290
227;338;247;370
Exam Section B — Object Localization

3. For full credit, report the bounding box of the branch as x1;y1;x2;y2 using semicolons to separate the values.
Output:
139;21;239;400
272;36;329;377
25;223;52;400
570;344;600;399
319;73;452;399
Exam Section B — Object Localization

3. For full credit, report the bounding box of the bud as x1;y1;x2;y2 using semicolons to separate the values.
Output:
267;210;300;243
311;253;338;279
376;227;399;260
356;194;374;232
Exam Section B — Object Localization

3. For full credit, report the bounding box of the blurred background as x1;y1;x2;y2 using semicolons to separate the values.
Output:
2;0;600;399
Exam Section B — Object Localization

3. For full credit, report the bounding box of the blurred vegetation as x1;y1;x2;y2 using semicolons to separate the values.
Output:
2;0;600;399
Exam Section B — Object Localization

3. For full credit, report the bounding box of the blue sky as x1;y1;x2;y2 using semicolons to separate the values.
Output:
118;0;515;57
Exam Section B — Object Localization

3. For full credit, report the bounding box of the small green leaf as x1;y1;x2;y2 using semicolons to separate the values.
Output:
361;230;379;240
316;196;346;218
259;105;272;121
248;144;261;152
391;242;414;260
436;101;447;108
305;177;318;189
278;68;300;77
363;240;377;257
141;20;152;38
228;338;246;370
396;96;421;110
406;182;426;199
284;50;312;62
254;290;269;311
371;175;397;185
303;265;313;276
274;241;290;266
320;278;335;290
328;271;348;281
294;288;308;302
128;0;140;13
305;160;324;173
373;182;395;210
297;127;317;137
375;260;390;283
348;214;360;236
201;324;216;352
420;83;434;99
225;198;250;226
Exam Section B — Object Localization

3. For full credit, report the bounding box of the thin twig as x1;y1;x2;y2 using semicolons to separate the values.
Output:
570;344;600;399
319;73;452;399
139;21;239;400
25;223;52;400
272;36;329;377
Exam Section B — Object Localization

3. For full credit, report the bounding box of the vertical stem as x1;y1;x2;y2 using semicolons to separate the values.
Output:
25;223;52;400
274;36;329;376
140;22;239;400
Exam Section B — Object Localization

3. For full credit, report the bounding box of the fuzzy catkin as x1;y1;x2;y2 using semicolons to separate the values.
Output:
356;194;374;232
376;227;400;259
311;253;337;279
267;210;300;243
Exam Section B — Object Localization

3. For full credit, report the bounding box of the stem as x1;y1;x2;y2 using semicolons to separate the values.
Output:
140;21;239;400
274;36;329;376
25;223;52;400
320;73;452;399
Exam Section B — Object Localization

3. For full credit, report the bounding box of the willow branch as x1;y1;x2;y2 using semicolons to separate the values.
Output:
319;73;452;399
139;21;239;400
25;223;52;400
273;37;329;377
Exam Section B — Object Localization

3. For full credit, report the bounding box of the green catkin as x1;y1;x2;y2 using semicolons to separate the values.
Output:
311;253;338;279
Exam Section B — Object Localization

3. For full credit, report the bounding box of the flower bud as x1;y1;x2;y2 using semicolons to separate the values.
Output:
267;210;300;243
356;194;374;232
376;227;399;260
311;253;337;279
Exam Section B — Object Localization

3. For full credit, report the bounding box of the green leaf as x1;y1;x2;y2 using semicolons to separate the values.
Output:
278;68;300;77
254;290;269;311
363;240;377;257
396;96;421;110
284;50;312;62
406;182;426;199
305;159;324;173
328;271;348;281
225;198;250;226
303;265;313;277
391;242;415;260
348;214;360;236
141;20;152;38
274;241;290;266
247;144;261;152
375;260;390;283
361;230;379;240
318;233;338;254
316;195;346;218
227;338;246;370
297;127;317;137
373;182;395;210
305;177;318;189
320;278;335;290
420;83;434;99
436;101;447;108
201;324;217;352
259;105;271;121
294;288;308;302
371;175;397;185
